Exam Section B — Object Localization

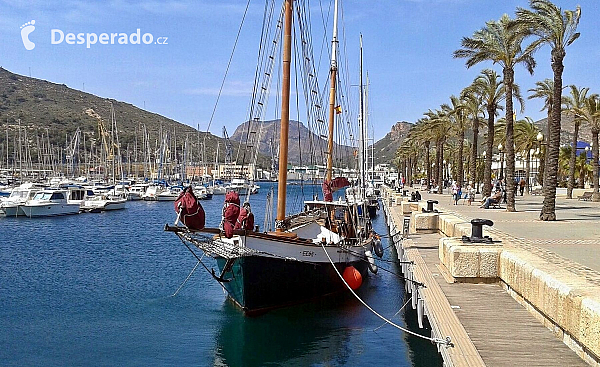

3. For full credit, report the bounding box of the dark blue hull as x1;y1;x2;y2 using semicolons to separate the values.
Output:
216;256;368;315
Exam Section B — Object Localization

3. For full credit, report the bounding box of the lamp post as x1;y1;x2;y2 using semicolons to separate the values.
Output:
498;143;504;180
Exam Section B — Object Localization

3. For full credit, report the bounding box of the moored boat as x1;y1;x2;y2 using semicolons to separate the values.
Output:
166;0;377;315
21;189;81;217
81;194;127;212
0;182;45;217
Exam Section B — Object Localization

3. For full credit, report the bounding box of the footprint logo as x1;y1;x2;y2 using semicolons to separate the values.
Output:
20;20;36;50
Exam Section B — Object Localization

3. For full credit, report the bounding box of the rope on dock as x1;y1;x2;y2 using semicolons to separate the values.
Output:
320;243;452;347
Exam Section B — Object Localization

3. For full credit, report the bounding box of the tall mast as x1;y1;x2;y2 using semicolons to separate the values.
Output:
276;0;293;230
358;34;365;189
326;0;339;182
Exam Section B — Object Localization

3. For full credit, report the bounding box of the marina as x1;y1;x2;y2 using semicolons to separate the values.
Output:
2;0;600;366
1;183;442;366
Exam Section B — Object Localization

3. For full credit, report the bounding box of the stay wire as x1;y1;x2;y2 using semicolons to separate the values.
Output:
204;0;252;134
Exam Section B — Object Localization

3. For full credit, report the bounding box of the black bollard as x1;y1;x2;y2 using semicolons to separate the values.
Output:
422;199;438;213
462;218;495;244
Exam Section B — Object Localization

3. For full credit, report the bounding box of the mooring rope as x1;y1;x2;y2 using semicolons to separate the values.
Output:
320;243;452;347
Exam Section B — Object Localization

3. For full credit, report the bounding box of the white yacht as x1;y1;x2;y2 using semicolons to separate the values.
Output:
142;185;164;201
157;186;183;201
21;189;81;217
127;184;148;201
228;178;259;195
81;194;127;212
0;182;45;217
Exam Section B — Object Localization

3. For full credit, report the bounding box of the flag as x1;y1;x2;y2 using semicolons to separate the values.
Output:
335;105;342;114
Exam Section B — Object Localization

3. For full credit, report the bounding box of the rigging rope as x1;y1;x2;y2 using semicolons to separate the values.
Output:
204;0;252;134
319;242;452;347
171;259;202;297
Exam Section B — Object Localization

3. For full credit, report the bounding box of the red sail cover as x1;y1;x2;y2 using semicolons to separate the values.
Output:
322;177;351;202
174;186;205;230
234;207;255;230
223;191;240;238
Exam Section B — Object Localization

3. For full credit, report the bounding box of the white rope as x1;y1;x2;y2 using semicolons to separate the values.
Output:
320;243;451;347
170;256;203;297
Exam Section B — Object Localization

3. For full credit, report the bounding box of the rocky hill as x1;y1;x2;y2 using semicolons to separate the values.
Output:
0;67;260;169
231;119;355;167
370;121;413;165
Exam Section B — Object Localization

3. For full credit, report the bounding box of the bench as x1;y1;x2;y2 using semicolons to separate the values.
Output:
578;191;593;201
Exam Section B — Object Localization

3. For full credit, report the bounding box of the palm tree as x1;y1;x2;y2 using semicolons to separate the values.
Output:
425;109;452;191
460;88;485;189
563;85;589;198
454;14;535;211
514;117;540;193
514;0;582;220
527;79;554;187
575;152;592;189
580;96;600;200
463;69;505;197
444;95;469;189
408;119;433;190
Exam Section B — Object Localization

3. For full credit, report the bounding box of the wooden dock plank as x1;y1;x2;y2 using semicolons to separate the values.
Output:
381;199;588;367
404;230;587;367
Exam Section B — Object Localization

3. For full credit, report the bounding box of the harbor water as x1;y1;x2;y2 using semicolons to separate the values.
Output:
0;182;442;366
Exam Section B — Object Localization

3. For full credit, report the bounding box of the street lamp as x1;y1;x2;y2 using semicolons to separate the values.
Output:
498;143;504;180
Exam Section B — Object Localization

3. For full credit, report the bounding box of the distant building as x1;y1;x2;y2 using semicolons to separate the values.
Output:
216;163;256;180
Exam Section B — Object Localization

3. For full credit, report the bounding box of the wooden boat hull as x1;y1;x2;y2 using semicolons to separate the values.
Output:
216;255;368;315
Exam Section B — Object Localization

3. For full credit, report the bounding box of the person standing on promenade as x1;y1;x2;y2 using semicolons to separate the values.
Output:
519;178;526;196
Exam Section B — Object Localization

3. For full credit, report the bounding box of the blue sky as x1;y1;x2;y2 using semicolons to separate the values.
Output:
1;0;598;142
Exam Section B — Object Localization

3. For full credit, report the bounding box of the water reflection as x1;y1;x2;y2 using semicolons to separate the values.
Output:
214;294;360;366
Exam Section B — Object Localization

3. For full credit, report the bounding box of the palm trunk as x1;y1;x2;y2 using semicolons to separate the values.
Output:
541;50;565;220
592;131;599;201
484;108;495;197
434;140;440;188
470;117;479;187
438;141;444;192
525;150;531;193
457;128;464;188
407;156;413;187
567;120;579;199
503;67;516;212
539;107;550;187
425;141;431;190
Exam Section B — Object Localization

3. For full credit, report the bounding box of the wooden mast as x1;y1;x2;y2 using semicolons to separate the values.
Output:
326;0;339;183
276;0;293;230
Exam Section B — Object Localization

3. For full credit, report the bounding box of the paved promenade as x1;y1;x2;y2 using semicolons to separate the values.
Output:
383;187;600;365
421;190;600;273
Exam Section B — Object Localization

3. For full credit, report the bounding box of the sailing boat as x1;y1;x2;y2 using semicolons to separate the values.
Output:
166;0;376;315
